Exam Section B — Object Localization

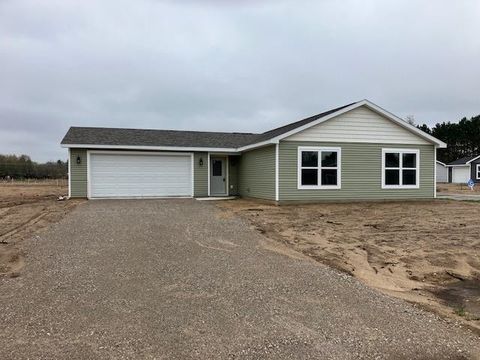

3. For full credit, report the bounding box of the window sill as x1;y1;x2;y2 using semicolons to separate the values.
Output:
297;185;341;190
382;185;419;189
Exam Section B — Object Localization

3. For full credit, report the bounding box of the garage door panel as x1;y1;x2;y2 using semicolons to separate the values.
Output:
89;153;192;198
452;167;470;183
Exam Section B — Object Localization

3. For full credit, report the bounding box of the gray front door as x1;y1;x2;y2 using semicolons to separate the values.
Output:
210;157;227;196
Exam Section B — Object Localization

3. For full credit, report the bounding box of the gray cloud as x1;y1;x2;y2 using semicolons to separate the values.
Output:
0;0;479;161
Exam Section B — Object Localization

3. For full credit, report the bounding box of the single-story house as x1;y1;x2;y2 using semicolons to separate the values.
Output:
435;161;448;183
446;155;480;183
61;99;446;202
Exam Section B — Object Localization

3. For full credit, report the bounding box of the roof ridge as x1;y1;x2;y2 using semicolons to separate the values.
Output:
68;126;258;136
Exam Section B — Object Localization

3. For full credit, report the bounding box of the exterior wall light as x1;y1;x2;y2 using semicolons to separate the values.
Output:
76;155;81;165
199;158;203;166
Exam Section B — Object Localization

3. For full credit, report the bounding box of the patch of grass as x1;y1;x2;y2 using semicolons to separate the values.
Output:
454;307;466;317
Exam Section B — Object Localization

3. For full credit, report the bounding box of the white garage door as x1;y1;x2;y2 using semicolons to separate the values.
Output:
452;166;470;184
89;152;193;198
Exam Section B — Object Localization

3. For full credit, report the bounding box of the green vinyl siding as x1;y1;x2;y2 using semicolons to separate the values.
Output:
194;152;208;197
69;149;87;198
228;156;240;196
238;145;275;200
279;141;434;201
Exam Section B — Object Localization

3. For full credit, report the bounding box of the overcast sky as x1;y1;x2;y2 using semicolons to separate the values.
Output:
1;0;479;162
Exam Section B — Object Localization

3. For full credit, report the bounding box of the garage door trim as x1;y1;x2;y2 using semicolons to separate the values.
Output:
86;150;194;199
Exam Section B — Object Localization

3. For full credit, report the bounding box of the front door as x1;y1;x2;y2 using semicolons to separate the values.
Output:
210;157;227;196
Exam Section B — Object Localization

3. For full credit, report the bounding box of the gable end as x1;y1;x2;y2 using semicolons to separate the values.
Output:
284;106;430;145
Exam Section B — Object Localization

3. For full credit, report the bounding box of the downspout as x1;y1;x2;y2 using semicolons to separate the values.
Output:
434;145;437;198
275;142;279;202
68;148;71;198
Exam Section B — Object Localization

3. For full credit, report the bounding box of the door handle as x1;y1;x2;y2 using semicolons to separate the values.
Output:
223;178;225;182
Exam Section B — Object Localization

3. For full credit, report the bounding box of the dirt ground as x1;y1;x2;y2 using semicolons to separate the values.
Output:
0;181;82;276
219;199;480;331
438;182;480;194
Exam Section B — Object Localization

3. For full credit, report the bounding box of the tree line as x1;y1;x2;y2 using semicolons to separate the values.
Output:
417;114;480;164
0;154;67;179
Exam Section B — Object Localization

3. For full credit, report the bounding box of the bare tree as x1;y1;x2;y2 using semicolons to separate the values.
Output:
406;115;416;126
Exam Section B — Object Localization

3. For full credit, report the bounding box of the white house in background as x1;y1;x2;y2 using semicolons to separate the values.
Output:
446;155;480;184
435;161;448;183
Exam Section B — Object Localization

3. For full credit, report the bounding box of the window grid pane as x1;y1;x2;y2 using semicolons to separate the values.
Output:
385;153;400;168
301;169;318;186
321;169;338;185
402;169;416;185
302;151;318;167
385;169;400;185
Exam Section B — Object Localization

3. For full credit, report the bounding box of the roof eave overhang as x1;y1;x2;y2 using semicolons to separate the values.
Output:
61;143;240;153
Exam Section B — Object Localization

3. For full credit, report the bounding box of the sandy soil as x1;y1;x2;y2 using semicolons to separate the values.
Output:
438;183;480;194
0;182;82;277
218;199;480;330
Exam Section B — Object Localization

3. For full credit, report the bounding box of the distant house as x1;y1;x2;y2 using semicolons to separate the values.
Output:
61;99;446;202
435;161;448;183
446;155;480;183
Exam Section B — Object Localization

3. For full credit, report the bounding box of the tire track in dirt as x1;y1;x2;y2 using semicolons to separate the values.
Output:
0;183;82;277
0;210;50;240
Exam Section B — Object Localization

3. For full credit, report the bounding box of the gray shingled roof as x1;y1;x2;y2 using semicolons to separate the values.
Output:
447;155;479;165
61;127;261;148
61;102;358;149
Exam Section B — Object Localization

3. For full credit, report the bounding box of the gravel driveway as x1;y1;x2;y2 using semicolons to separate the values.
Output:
1;199;479;359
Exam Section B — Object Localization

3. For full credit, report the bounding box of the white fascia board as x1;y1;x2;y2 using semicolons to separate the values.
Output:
62;144;239;153
466;155;480;164
359;100;447;148
436;160;446;166
236;139;278;152
447;164;470;167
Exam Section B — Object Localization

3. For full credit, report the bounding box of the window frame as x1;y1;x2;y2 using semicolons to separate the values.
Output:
297;146;341;190
476;164;480;180
381;148;420;189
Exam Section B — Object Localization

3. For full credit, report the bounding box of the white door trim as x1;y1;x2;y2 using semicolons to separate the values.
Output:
207;152;211;197
68;148;71;198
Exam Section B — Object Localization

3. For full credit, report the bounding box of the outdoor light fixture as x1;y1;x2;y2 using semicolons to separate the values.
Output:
76;155;81;165
199;158;204;166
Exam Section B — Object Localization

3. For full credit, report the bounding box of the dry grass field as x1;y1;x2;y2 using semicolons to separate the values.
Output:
437;182;480;194
0;181;82;276
219;199;480;330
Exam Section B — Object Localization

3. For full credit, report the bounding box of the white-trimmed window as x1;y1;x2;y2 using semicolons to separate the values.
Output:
476;164;480;180
297;147;341;189
382;149;420;189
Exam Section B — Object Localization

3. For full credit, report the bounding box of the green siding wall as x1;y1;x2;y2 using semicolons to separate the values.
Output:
279;141;434;201
228;156;240;196
69;149;87;198
194;152;208;197
238;146;276;200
